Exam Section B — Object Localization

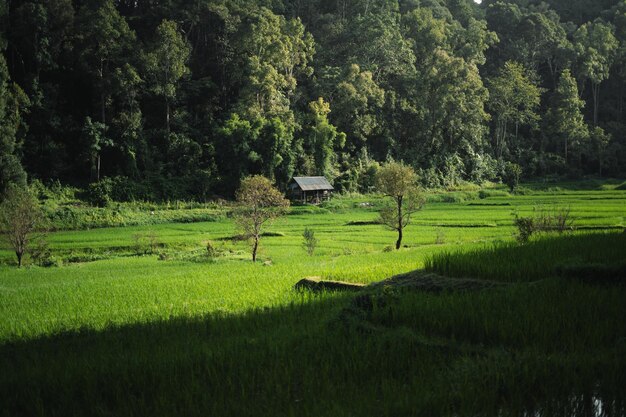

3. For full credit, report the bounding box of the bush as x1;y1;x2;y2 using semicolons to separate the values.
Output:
0;185;45;267
513;207;575;243
319;200;348;212
503;162;522;193
302;227;318;256
133;231;160;255
426;192;479;204
84;180;113;207
206;240;218;258
513;215;535;243
29;236;54;267
435;228;445;245
478;189;510;199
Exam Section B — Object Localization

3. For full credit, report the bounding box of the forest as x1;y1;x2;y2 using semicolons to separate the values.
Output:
1;0;626;200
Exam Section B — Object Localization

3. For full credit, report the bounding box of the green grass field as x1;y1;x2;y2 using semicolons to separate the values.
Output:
1;181;625;416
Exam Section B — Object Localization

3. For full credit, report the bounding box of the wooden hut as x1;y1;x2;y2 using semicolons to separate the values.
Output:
288;176;334;204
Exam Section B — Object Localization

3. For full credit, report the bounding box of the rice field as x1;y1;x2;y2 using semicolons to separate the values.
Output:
1;181;625;416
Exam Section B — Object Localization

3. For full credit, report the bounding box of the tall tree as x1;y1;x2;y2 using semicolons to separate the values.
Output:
109;64;143;177
76;0;136;127
216;113;261;193
0;55;29;195
306;98;346;178
401;8;491;178
234;175;289;262
487;61;541;159
574;20;618;126
376;161;424;250
237;8;314;131
81;117;109;182
325;64;385;154
146;19;190;133
256;117;295;188
546;69;588;164
0;184;43;267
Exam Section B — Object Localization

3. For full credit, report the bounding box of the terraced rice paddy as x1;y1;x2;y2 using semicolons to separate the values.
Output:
1;181;625;416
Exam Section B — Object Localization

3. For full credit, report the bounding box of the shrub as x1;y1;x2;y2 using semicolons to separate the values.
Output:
133;231;160;255
503;162;522;193
513;215;535;243
206;240;218;258
84;180;113;207
478;189;510;199
435;228;445;245
0;185;45;267
513;207;575;243
234;175;289;262
30;236;53;267
302;227;318;256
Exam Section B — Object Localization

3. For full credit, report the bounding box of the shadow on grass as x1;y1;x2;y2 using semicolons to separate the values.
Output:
2;264;625;416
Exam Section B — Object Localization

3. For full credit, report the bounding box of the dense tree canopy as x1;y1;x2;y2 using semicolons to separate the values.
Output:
1;0;626;200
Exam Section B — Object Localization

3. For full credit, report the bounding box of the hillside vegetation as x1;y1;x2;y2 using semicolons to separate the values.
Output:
2;0;626;199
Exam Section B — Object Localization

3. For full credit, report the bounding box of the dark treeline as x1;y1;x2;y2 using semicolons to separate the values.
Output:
1;0;626;200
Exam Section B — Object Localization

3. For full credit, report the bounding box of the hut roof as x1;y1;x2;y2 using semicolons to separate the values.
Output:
291;176;334;191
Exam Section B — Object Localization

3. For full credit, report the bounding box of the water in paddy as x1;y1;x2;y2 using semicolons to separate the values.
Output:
506;393;625;417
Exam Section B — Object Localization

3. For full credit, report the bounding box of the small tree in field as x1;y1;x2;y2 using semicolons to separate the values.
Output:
503;162;522;193
376;161;425;250
234;175;289;262
0;185;43;267
302;227;317;256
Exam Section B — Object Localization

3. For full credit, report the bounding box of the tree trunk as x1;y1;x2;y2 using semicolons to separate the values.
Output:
100;58;106;125
396;196;403;250
592;81;600;126
97;153;101;182
99;59;106;182
16;251;23;268
395;228;403;250
101;91;106;126
252;236;259;262
166;99;170;133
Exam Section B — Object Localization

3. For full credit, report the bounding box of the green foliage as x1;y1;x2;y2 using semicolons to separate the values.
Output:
84;181;113;207
234;175;289;261
2;0;626;204
145;19;190;132
488;62;542;159
306;98;346;178
573;20;619;125
546;69;588;165
132;231;160;255
0;55;28;195
205;240;219;258
503;162;522;193
301;227;317;256
376;161;425;249
29;235;55;267
513;206;575;243
513;214;536;243
0;185;44;267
